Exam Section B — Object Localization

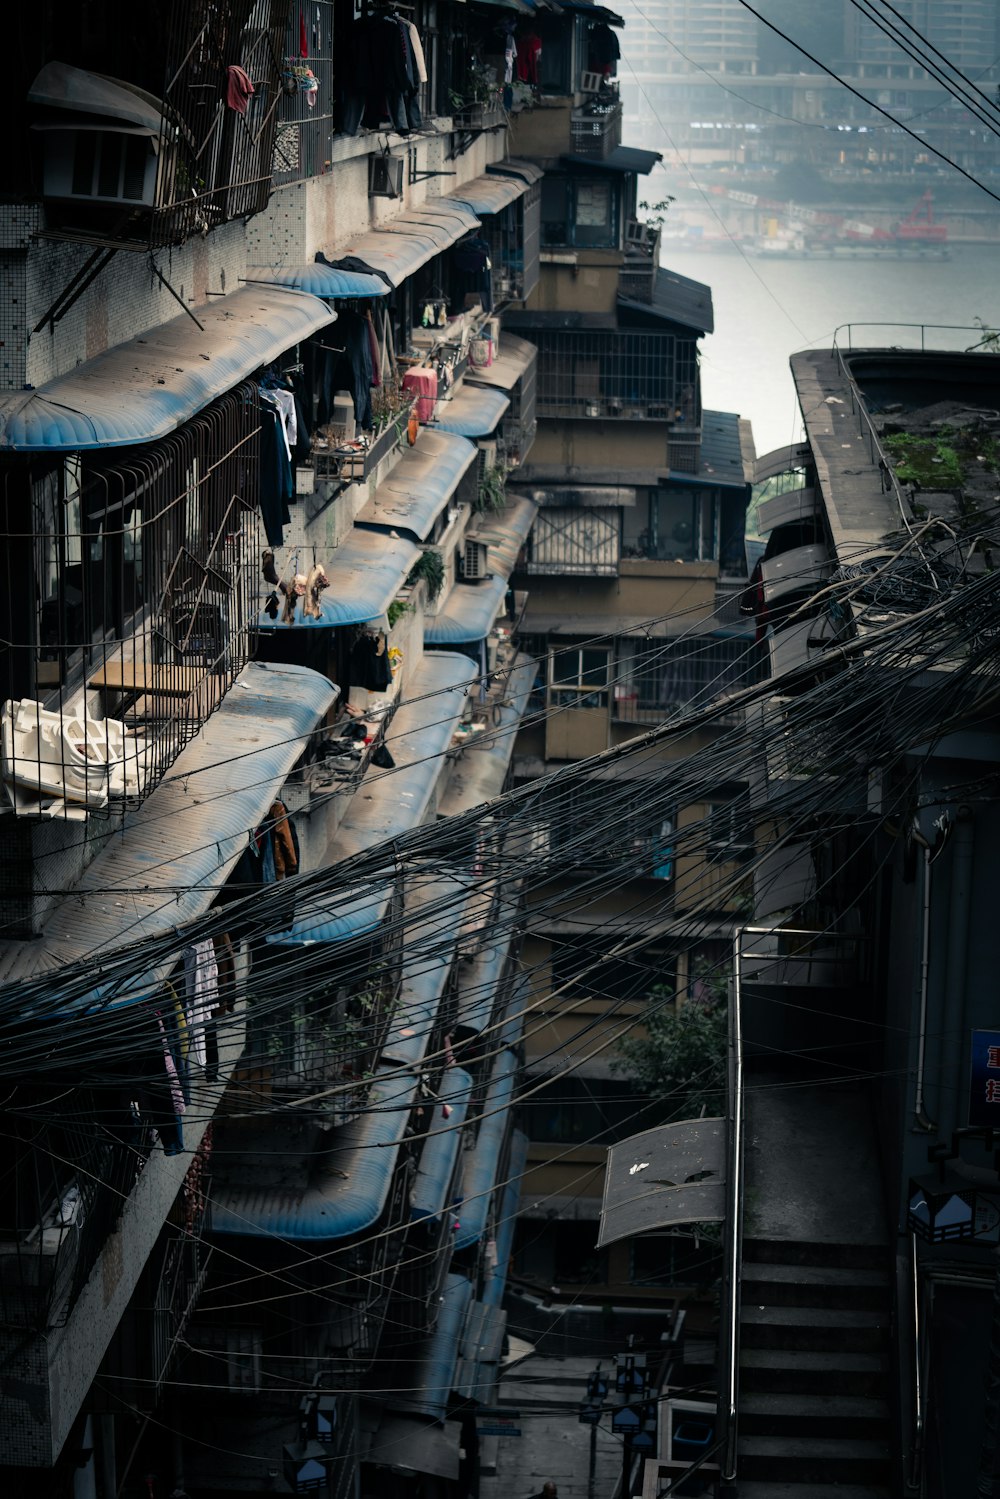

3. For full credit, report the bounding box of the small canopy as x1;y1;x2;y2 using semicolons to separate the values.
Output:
381;879;475;1067
257;528;420;630
389;202;481;239
487;158;545;187
446;174;528;218
432;385;510;438
481;1129;529;1307
759;542;830;606
465;334;538;393
367;1414;463;1481
249;264;389;299
392;1273;474;1419
423;574;509;647
436;654;538;817
597;1117;726;1248
0;285;336;453
262;885;391;950
356;430;477;542
340;204;479;288
454;925;517;1038
410;1066;474;1222
561;145;662;174
471;495;539;576
29;61;164;133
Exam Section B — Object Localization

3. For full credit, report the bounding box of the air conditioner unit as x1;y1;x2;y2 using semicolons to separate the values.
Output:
461;539;491;580
369;152;404;198
35;125;160;206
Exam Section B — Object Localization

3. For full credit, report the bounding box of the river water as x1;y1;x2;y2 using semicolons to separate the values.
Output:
659;241;1000;458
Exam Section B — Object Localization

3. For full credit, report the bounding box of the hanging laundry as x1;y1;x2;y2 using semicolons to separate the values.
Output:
183;939;220;1069
299;9;309;57
225;64;255;114
350;631;393;692
517;30;542;86
259;402;293;546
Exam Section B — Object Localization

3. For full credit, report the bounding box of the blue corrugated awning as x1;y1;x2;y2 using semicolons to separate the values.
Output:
248;264;389;298
331;652;475;859
471;495;539;576
432;385;510;438
257;528;421;629
424;574;508;646
454;1051;519;1251
0;285;336;453
454;1299;508;1401
211;1069;418;1240
339;204;479;289
454;925;517;1038
411;1067;474;1221
381;880;474;1067
437;654;538;817
262;885;391;949
446;174;527;217
0;662;338;1011
393;1273;474;1419
482;1129;528;1308
356;430;477;542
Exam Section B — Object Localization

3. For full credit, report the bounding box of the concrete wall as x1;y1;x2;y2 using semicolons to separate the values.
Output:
528;417;671;473
526;254;624;315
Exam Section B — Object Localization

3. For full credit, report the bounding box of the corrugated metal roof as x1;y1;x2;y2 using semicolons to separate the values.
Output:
436;654;537;817
381;879;474;1067
257;528;421;629
454;926;516;1038
330;652;475;860
618;265;715;336
465;334;538;393
248;264;389;299
473;495;539;576
454;1300;508;1401
423;574;508;646
562;145;662;174
355;430;477;542
700;409;750;489
431;385;510;438
339;205;478;289
393;202;482;237
454;1050;519;1250
481;1129;528;1308
211;1069;419;1239
597;1117;726;1248
262;885;391;949
392;1273;474;1419
487;158;545;186
410;1066;474;1221
446;174;527;217
0;286;336;452
0;662;338;999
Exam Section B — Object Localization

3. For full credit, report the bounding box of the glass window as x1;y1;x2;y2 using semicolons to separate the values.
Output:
573;177;618;248
548;645;610;707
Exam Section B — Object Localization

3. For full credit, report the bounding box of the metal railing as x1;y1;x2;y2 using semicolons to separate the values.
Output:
907;1232;927;1491
533;330;698;421
719;929;747;1483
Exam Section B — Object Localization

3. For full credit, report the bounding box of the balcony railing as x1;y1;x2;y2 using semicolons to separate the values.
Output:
533;330;698;421
570;95;623;160
272;0;336;185
619;224;663;305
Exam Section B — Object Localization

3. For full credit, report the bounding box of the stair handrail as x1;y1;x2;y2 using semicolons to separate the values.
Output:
719;929;747;1483
907;1231;926;1491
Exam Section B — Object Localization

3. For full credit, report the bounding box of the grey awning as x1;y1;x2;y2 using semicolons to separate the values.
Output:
466;334;538;393
257;528;420;629
436;654;538;817
368;1414;463;1480
29;61;165;132
597;1118;726;1248
760;543;831;605
340;204;479;288
356;429;477;542
447;174;528;216
757;487;818;534
432;384;510;438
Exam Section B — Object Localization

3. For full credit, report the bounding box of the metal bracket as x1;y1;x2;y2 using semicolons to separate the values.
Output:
32;247;118;335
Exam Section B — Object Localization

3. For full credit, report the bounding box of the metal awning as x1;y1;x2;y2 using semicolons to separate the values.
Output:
356;430;477;542
390;202;481;238
454;1300;508;1401
454;1050;519;1250
411;1066;474;1221
368;1414;463;1481
257;528;420;630
0;285;337;452
339;205;479;289
212;1068;419;1240
487;158;545;187
481;1129;528;1307
248;264;389;299
381;880;474;1067
760;542;831;606
447;174;528;217
432;385;510;438
0;662;338;1003
424;574;509;646
436;654;538;817
454;924;517;1038
757;487;818;534
393;1273;474;1419
262;885;392;950
562;145;662;173
29;61;164;132
331;652;475;858
466;334;538;392
472;495;539;576
597;1117;726;1248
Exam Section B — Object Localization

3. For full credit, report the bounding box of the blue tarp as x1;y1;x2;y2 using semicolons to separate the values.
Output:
262;885;391;949
432;385;509;438
454;1051;519;1251
0;285;335;452
211;1070;418;1240
257;528;420;630
410;1067;474;1221
356;430;477;542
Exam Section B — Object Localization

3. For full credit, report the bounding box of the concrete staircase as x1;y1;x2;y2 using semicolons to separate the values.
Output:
735;1238;893;1498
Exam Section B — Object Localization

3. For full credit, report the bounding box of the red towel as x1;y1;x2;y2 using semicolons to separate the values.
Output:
299;10;309;57
225;64;254;114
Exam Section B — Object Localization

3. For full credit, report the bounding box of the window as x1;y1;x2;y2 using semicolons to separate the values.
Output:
708;797;754;863
540;173;620;248
549;644;611;708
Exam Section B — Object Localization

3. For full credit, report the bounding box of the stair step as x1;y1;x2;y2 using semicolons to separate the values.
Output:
740;1347;887;1397
740;1390;890;1438
744;1237;886;1270
737;1434;892;1484
742;1261;889;1309
741;1303;887;1354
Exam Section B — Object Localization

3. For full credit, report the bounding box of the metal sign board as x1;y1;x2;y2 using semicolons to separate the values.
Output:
969;1029;1000;1127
